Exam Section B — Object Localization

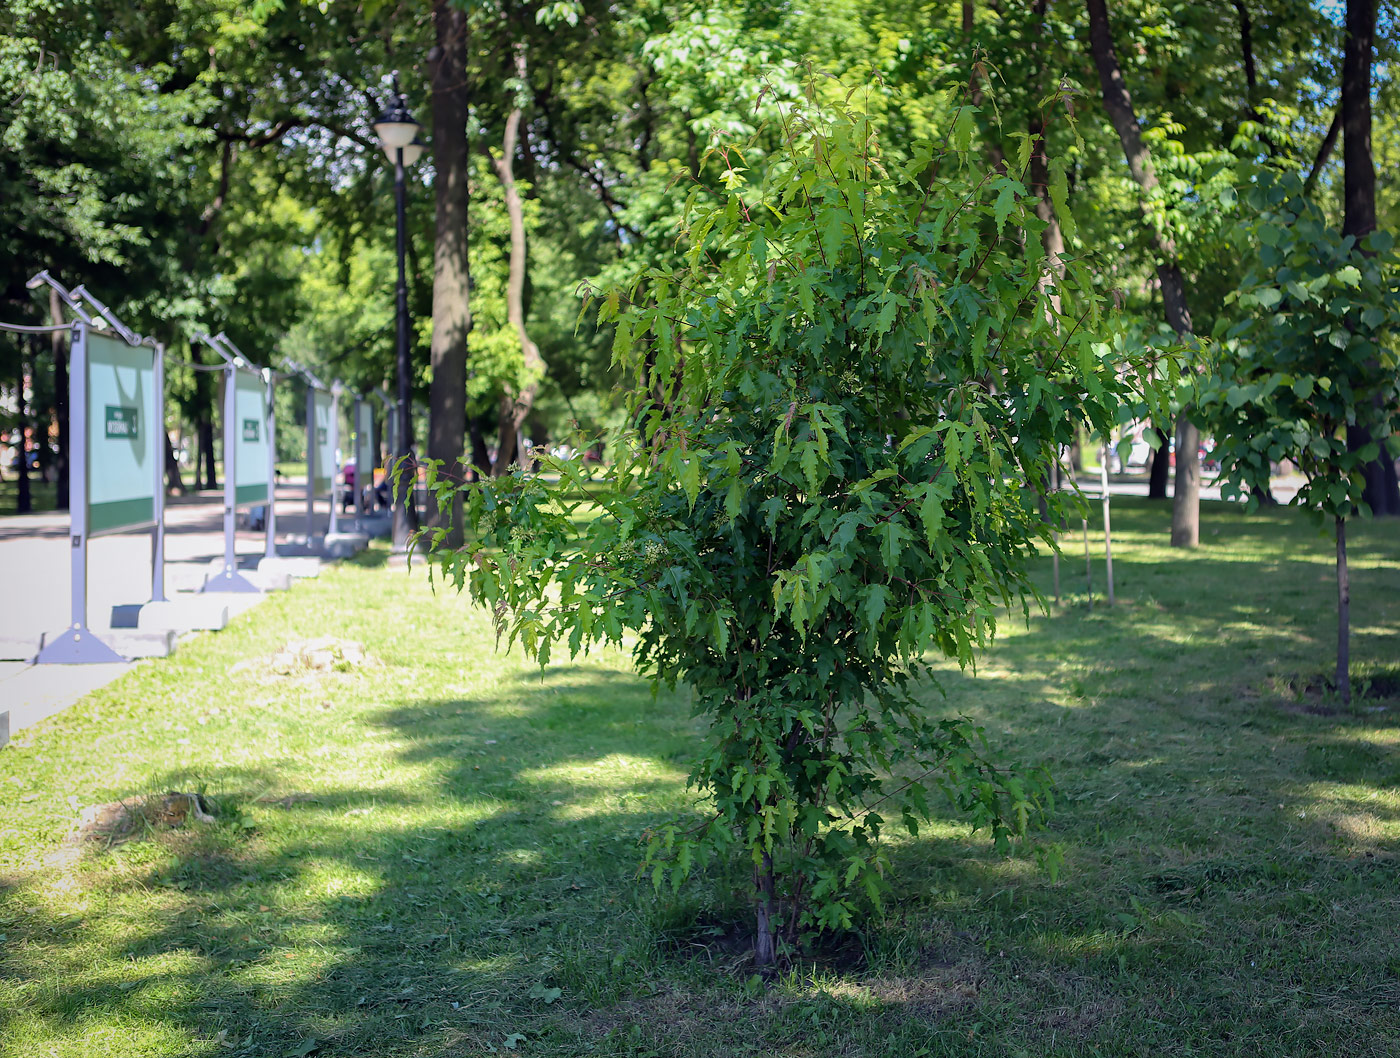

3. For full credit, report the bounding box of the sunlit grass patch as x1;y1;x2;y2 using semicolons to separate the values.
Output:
0;499;1398;1056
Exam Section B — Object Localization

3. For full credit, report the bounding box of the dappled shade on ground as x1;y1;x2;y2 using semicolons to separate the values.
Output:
0;499;1397;1057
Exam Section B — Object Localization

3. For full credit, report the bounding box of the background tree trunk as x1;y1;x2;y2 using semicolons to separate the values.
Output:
16;348;31;513
1340;0;1400;516
490;47;547;477
1085;0;1199;545
165;431;185;494
47;289;69;510
427;0;473;541
469;412;492;474
1148;426;1171;498
1028;0;1064;309
199;415;217;490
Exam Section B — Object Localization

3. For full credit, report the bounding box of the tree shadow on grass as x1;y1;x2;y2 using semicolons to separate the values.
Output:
3;498;1400;1057
0;664;714;1057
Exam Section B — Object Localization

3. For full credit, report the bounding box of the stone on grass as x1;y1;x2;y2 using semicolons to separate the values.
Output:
67;792;216;845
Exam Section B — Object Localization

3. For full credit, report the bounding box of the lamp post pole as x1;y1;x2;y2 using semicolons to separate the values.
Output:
373;75;423;552
393;143;413;550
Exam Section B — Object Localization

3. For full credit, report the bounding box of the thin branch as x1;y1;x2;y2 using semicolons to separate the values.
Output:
1304;107;1341;194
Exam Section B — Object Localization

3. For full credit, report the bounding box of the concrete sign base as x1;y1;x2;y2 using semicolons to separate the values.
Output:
202;567;262;594
257;556;322;579
111;598;230;633
35;627;126;664
322;532;369;559
106;630;177;658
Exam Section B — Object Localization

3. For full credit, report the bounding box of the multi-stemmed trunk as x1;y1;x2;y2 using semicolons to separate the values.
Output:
1084;0;1199;546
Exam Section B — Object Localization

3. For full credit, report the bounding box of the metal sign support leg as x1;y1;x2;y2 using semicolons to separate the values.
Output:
264;370;277;560
353;397;364;533
306;384;316;541
37;322;124;663
328;385;341;537
203;365;259;594
150;342;167;603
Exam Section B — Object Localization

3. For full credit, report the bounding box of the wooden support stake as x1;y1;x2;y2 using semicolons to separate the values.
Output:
1101;444;1115;605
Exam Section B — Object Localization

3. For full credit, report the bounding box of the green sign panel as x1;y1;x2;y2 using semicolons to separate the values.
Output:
104;406;139;440
86;331;156;534
355;402;375;477
312;390;335;493
233;368;269;507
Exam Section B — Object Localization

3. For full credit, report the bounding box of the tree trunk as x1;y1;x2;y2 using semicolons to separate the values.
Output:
490;47;547;477
1027;0;1065;311
1029;117;1065;301
1304;108;1342;195
754;852;778;970
1148;426;1171;499
962;0;1005;171
165;430;185;495
1336;515;1350;705
1341;0;1377;241
468;412;491;475
1171;413;1201;547
1341;0;1400;515
199;415;217;491
48;289;69;510
1084;0;1199;546
1233;1;1273;153
427;0;473;541
16;348;31;513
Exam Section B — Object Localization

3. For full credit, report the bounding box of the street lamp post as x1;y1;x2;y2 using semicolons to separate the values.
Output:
373;75;425;551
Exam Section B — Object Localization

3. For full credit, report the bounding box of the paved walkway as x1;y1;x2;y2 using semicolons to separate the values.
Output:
0;483;373;740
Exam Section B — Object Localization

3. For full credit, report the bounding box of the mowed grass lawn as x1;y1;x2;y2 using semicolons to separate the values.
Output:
1;497;1398;1058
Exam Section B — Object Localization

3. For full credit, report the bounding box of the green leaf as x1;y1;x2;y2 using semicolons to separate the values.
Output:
1047;163;1076;241
862;584;889;632
918;485;945;549
992;179;1017;232
951;106;977;153
878;520;907;567
679;455;701;509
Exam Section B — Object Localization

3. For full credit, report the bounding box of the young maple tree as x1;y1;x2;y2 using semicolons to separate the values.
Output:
1204;175;1400;705
419;85;1160;967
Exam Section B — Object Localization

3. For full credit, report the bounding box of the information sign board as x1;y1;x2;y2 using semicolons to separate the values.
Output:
233;368;269;507
354;400;375;506
312;390;334;493
87;331;157;534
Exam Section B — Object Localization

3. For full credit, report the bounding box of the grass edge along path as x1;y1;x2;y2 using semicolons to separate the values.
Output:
1;498;1398;1058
